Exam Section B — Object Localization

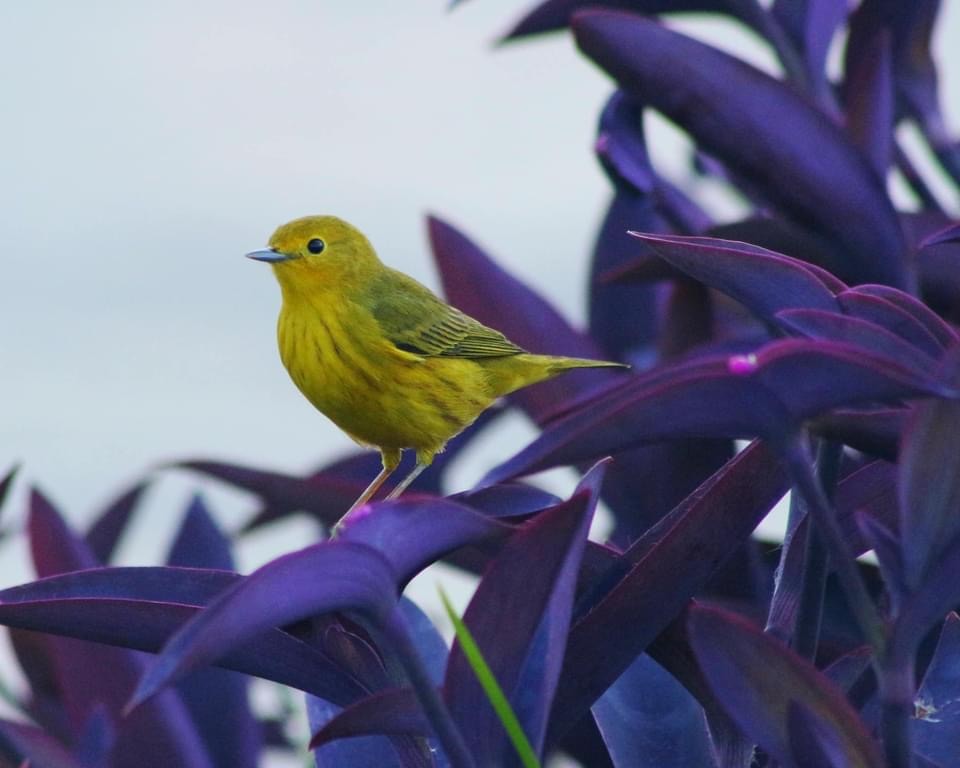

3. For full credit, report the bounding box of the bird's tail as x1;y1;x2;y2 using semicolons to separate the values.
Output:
544;355;630;375
487;353;628;397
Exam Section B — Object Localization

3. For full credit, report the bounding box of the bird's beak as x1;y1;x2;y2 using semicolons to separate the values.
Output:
245;248;296;263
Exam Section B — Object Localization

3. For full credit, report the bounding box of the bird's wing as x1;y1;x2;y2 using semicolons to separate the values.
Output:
368;270;525;359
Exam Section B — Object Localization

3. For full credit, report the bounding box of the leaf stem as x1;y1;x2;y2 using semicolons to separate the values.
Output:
793;440;842;660
877;647;916;768
782;436;884;651
381;607;475;768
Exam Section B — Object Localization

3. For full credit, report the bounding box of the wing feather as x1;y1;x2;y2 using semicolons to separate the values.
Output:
368;269;525;359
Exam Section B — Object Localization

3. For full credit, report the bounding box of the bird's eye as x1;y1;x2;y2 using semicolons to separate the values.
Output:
307;238;326;254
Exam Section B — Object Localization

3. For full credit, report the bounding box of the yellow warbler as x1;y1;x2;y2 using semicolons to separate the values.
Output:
247;215;627;519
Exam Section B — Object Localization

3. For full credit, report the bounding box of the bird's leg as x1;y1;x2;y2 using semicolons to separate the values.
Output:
332;449;402;534
384;450;434;500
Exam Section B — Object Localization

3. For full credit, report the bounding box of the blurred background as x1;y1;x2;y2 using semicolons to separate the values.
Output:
0;1;958;755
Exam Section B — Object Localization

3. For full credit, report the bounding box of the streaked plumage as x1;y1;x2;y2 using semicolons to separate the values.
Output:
247;215;627;520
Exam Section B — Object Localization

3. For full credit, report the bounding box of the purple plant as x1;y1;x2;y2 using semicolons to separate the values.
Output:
2;2;959;766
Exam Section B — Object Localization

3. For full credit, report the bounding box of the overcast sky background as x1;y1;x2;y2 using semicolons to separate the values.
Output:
0;2;958;755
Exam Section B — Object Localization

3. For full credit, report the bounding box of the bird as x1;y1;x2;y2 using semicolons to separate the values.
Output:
246;215;628;524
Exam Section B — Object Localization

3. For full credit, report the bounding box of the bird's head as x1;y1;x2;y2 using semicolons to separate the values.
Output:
246;215;381;292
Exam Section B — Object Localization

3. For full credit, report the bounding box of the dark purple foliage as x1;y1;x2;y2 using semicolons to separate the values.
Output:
591;653;715;767
573;10;908;288
911;613;960;766
1;2;958;767
165;497;263;768
689;605;883;767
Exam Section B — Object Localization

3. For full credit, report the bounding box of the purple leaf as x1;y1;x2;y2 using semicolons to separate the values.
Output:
312;617;391;695
772;0;848;100
85;480;150;564
912;613;960;767
451;483;558;520
501;0;763;43
836;288;949;359
73;707;115;768
0;567;367;706
608;440;735;546
574;10;908;287
338;497;511;585
706;216;849;280
484;339;948;485
399;597;448;688
9;629;64;736
625;232;843;323
306;694;405;768
592;654;715;767
917;237;960;314
895;539;960;666
550;440;789;737
445;466;601;764
787;699;851;768
129;542;399;710
29;488;99;575
642;612;755;768
304;601;450;750
595;90;656;193
853;284;957;347
166;497;262;768
167;495;234;571
590;114;733;539
920;223;960;249
775;308;941;373
834;460;899;555
310;688;428;749
589;93;663;359
689;604;883;767
842;27;894;176
823;646;874;693
25;491;217;768
898;346;960;591
310;607;449;764
658;280;712;359
848;0;958;184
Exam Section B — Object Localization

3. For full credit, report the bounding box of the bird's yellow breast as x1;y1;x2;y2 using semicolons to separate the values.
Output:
276;291;496;455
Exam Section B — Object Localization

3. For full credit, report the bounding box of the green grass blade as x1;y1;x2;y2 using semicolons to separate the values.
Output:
438;585;542;768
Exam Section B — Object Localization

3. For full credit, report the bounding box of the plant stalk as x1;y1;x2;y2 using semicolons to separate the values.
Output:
782;436;884;652
733;0;809;94
793;440;842;660
381;608;475;768
878;647;916;768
